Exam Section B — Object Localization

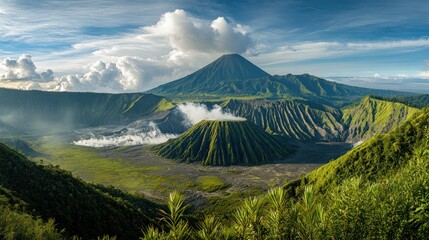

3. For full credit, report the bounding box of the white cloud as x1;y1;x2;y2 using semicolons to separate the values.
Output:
346;39;429;50
54;57;173;92
418;71;429;78
45;9;254;72
145;10;253;56
254;38;429;69
0;54;53;82
22;82;42;91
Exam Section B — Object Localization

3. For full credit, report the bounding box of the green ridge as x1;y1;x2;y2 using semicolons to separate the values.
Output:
341;96;419;142
221;97;418;142
289;106;429;194
223;99;343;141
0;141;159;239
151;120;294;166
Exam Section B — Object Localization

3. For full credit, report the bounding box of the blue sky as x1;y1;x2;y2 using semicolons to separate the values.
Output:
0;0;428;92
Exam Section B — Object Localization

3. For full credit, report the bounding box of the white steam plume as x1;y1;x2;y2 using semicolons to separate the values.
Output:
73;122;177;147
177;102;245;126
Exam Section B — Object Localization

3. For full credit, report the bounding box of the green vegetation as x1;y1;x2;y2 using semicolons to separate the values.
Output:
370;94;429;108
151;120;294;166
0;88;171;132
143;146;429;239
0;192;64;240
35;137;195;196
341;96;418;142
302;107;429;193
0;141;159;239
196;176;230;192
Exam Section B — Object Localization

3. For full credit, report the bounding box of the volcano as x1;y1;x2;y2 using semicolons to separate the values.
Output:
151;119;294;166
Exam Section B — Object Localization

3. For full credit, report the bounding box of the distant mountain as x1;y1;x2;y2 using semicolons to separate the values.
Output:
0;88;173;133
0;141;158;239
274;74;405;106
0;121;25;136
148;54;289;98
151;120;294;166
148;54;410;105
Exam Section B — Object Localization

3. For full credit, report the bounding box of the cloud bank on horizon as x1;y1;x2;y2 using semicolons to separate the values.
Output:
1;0;429;93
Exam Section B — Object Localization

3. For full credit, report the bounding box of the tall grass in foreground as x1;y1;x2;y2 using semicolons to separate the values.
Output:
142;148;429;240
0;196;63;240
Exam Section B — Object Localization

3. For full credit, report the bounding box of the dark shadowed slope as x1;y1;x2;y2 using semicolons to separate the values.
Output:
0;141;159;239
151;120;294;166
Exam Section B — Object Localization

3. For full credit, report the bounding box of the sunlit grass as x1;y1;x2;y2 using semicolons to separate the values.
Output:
196;176;230;192
34;136;193;196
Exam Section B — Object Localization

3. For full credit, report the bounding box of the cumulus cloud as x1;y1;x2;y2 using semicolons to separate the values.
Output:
22;82;42;90
177;102;245;127
146;9;254;56
0;54;54;82
55;60;122;92
54;57;172;92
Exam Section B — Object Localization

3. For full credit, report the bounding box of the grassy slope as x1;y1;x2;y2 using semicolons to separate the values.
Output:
222;99;344;141
35;138;195;196
292;107;429;193
0;88;172;132
221;97;418;143
0;189;64;240
0;141;159;239
151;120;294;166
341;96;419;142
